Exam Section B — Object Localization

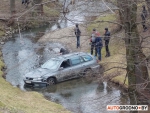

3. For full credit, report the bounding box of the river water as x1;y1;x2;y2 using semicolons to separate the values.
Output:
1;0;130;113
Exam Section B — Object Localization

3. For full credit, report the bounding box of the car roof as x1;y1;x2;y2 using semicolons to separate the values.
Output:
55;52;90;61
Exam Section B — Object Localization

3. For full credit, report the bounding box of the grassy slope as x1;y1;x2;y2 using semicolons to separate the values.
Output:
0;77;69;113
87;6;150;89
87;13;128;88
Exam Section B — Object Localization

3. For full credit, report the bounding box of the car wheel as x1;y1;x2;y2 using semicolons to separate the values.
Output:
47;78;56;85
83;69;94;83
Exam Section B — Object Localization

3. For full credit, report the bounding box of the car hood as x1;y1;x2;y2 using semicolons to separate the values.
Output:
24;68;56;78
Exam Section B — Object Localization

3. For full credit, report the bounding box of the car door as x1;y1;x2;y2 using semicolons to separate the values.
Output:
69;56;84;77
56;59;73;81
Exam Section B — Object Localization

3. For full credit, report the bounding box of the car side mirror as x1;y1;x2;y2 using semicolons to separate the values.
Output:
59;67;64;70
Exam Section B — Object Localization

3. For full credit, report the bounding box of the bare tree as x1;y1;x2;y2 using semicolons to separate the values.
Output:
146;0;150;14
33;0;43;14
120;0;150;106
10;0;15;16
116;0;123;30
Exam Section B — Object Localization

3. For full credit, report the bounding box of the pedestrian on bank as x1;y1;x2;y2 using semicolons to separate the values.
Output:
104;28;110;57
90;28;97;56
74;23;81;48
95;32;103;61
141;5;148;32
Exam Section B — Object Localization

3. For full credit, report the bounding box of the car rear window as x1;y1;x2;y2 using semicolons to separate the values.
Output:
81;55;93;62
70;56;82;65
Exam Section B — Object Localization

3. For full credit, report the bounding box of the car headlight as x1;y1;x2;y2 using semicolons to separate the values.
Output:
33;77;43;81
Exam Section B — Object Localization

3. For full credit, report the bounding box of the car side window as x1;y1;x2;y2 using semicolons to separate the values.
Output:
70;56;82;66
81;55;93;62
60;59;71;68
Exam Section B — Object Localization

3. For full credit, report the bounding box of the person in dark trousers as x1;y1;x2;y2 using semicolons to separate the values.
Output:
90;28;97;56
60;48;69;55
74;23;81;48
104;28;110;57
141;5;148;32
95;32;103;61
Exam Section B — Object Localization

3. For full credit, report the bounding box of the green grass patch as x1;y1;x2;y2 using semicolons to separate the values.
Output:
0;30;5;37
87;14;118;35
44;5;60;17
111;75;128;88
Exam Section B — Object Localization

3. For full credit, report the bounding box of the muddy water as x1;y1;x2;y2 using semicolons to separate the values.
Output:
27;79;129;113
2;27;66;90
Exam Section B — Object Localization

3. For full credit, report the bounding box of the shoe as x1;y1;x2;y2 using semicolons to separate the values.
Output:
105;52;110;57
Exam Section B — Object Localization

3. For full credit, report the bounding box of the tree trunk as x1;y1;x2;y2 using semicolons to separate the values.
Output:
145;0;150;14
121;0;150;107
10;0;15;16
33;0;43;14
117;0;123;30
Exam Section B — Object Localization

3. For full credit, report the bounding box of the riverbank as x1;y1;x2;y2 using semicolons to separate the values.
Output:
0;0;61;42
38;13;129;90
38;25;90;52
0;0;70;113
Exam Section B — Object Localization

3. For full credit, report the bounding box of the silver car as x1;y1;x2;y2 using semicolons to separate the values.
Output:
24;52;100;87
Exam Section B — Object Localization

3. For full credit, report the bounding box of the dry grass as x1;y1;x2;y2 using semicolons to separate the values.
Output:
0;75;70;113
87;13;128;88
88;5;150;89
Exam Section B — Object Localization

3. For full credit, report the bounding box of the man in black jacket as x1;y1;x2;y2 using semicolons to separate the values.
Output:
74;23;81;48
104;28;110;57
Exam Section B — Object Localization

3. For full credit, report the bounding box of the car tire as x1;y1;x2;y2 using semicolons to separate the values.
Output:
83;69;94;83
47;78;56;85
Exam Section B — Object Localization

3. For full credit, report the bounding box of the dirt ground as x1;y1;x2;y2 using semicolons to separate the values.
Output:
0;0;32;17
38;25;91;53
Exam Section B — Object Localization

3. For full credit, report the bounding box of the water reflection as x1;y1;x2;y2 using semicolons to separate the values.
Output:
25;78;129;113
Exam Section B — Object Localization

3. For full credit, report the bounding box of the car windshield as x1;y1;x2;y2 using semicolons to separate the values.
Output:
41;59;60;70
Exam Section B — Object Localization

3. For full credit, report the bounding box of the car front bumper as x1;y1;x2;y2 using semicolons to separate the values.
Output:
24;80;47;87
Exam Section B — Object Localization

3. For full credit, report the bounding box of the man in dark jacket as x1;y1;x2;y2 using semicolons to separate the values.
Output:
74;23;81;48
104;28;110;57
95;32;103;61
141;5;148;32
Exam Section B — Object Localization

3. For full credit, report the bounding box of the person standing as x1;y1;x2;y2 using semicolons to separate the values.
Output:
95;32;103;61
90;28;97;56
104;28;110;57
74;23;81;48
141;5;148;32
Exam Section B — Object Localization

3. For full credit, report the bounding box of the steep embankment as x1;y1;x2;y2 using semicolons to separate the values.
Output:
0;0;70;113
